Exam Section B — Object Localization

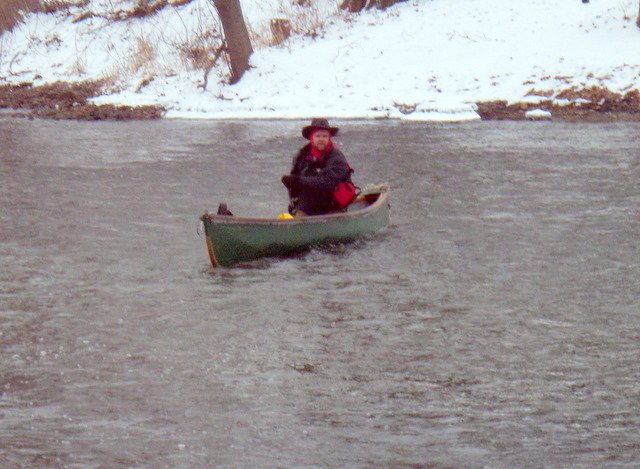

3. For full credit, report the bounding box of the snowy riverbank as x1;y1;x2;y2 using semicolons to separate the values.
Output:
1;0;639;120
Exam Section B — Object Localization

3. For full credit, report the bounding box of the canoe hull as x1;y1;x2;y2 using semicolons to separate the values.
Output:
200;185;390;267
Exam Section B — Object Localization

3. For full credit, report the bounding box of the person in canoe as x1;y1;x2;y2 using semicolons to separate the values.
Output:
281;118;358;216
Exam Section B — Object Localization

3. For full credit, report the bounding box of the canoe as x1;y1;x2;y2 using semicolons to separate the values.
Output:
200;184;390;267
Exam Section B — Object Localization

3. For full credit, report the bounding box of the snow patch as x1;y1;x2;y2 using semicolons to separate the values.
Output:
525;108;552;120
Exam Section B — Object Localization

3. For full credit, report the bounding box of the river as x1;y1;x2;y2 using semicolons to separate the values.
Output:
1;118;639;467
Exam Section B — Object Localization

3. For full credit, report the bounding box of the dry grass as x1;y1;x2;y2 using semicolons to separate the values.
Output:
477;86;640;121
131;35;157;73
110;0;173;21
282;0;330;39
0;81;165;119
340;0;405;12
174;2;224;72
249;0;336;47
0;0;91;33
0;0;40;33
179;28;224;70
177;27;227;90
98;35;158;87
0;80;101;106
129;0;168;19
168;2;229;88
41;0;89;14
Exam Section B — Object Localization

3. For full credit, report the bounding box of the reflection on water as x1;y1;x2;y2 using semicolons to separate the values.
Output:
1;117;639;467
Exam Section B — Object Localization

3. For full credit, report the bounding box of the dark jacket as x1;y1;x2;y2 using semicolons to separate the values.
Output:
288;144;352;215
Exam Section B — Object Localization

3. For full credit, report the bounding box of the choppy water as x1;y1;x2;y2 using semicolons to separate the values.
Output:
1;118;639;467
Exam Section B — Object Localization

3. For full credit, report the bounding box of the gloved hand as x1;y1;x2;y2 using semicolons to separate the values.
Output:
281;174;300;189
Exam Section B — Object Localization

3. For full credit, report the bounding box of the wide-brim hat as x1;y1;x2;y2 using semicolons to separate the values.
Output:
302;118;339;139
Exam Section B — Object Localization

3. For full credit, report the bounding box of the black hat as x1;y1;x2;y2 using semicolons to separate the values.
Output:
301;118;339;139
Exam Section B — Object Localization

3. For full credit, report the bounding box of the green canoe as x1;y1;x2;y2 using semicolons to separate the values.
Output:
200;184;390;267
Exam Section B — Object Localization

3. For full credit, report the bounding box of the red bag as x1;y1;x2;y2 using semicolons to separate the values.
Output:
333;181;358;209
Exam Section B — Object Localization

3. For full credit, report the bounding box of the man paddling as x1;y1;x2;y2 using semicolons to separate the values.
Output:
281;118;356;216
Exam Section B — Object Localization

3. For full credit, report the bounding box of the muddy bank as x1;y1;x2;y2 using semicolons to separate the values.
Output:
476;87;640;121
1;81;639;121
0;81;165;120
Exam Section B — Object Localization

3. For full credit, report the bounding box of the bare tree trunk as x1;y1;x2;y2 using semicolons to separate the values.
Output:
211;0;253;84
637;0;640;28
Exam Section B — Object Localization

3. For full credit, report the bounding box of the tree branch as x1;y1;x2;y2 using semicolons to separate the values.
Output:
199;43;226;90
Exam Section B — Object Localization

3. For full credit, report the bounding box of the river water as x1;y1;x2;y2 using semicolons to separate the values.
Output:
1;118;639;467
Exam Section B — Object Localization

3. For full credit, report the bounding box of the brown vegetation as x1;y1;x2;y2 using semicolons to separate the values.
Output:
0;0;39;33
270;18;292;45
0;0;180;30
67;0;193;23
476;87;640;121
41;0;90;14
121;0;169;20
0;81;165;120
272;1;326;40
340;0;406;13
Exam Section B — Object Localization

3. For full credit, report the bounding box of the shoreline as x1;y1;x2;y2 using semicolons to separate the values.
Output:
1;81;639;122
